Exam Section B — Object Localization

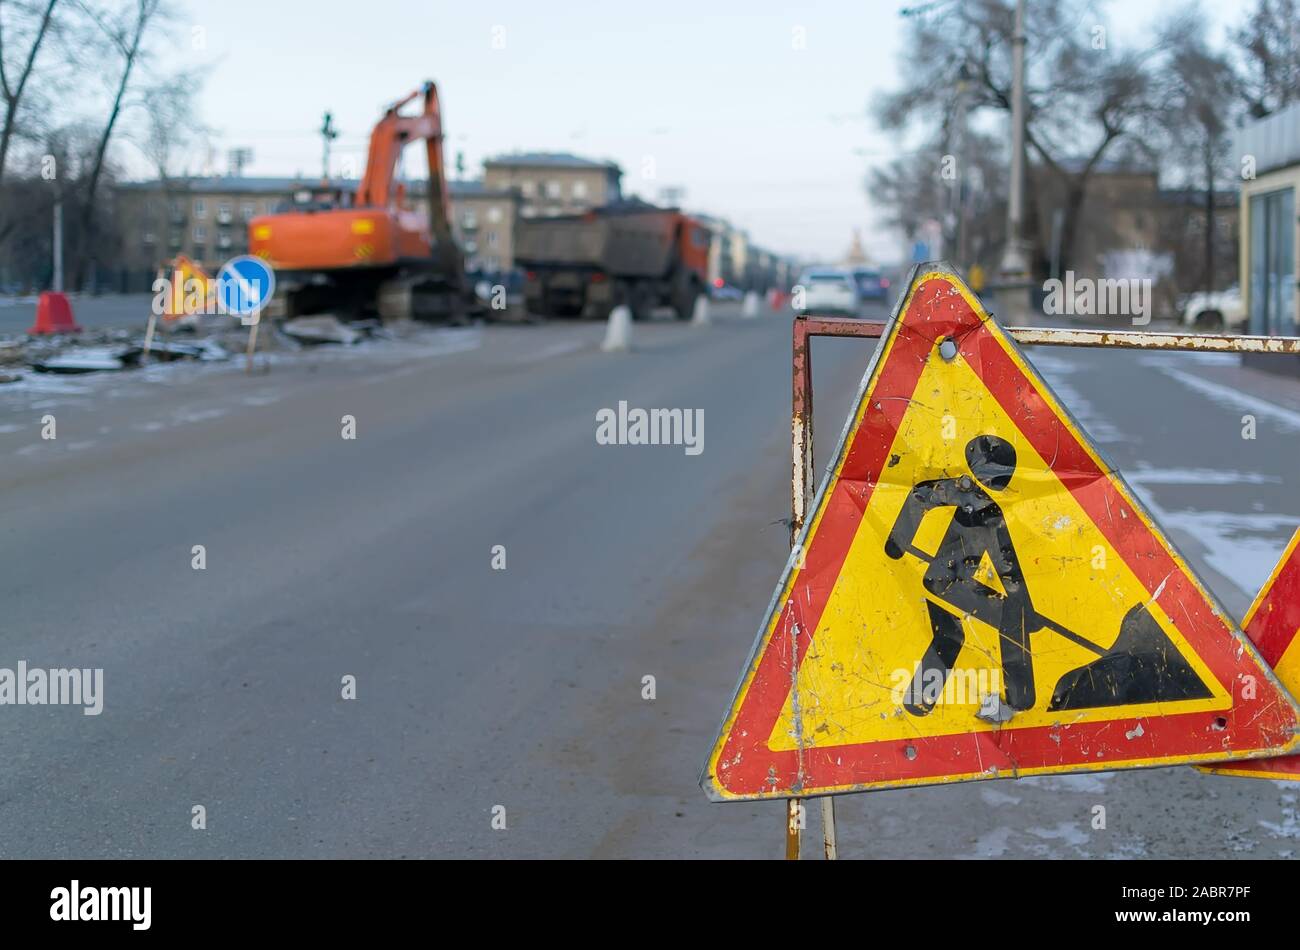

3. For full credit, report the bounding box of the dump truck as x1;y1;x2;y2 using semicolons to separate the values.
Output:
515;202;710;320
248;82;476;322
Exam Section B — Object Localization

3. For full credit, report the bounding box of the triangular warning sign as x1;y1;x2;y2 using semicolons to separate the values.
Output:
1201;527;1300;780
702;265;1300;801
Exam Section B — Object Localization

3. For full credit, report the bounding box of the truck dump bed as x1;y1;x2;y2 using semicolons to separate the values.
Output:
514;207;680;278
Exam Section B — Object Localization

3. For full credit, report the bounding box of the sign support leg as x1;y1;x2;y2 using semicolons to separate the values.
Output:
141;311;158;365
786;799;802;859
821;798;838;859
245;318;260;374
786;318;821;859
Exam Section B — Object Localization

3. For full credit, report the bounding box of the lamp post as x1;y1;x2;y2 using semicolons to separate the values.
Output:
999;0;1030;278
954;62;972;270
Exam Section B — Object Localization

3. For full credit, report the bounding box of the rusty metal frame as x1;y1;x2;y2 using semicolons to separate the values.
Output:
785;314;1300;860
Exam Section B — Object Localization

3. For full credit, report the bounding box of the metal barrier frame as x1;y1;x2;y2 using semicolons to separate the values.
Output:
786;314;1300;861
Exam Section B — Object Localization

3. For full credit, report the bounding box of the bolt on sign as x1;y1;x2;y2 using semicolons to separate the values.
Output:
1200;527;1300;780
702;265;1300;801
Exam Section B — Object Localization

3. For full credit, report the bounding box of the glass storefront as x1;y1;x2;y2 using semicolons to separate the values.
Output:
1248;187;1296;337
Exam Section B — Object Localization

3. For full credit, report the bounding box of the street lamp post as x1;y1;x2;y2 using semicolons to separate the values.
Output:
955;63;971;270
320;112;339;182
52;194;64;293
999;0;1030;278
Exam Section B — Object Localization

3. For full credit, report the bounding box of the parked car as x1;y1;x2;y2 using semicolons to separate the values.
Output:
794;268;860;316
710;280;743;301
850;266;890;302
471;268;524;299
1181;286;1246;332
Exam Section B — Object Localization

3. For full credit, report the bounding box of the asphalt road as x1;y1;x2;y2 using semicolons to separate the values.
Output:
1;297;1298;858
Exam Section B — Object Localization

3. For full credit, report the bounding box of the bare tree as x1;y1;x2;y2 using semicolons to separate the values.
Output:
867;128;1008;270
0;0;61;251
128;70;207;275
875;0;1161;276
1231;0;1300;119
134;69;206;180
0;0;58;185
1157;10;1240;295
73;0;166;289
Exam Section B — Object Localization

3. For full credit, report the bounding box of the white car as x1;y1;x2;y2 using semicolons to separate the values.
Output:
794;269;860;316
1181;286;1246;332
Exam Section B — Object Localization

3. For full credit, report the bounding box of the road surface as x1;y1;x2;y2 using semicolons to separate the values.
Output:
0;299;1297;858
0;293;155;334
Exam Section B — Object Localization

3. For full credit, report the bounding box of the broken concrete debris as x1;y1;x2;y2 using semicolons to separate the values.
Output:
280;315;363;345
28;338;230;374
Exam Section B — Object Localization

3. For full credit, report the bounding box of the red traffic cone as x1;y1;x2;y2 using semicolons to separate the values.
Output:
29;291;81;334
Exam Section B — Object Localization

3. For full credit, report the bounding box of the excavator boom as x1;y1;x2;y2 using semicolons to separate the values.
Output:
248;80;470;322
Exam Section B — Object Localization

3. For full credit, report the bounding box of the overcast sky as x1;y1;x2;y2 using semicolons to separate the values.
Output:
174;0;1242;264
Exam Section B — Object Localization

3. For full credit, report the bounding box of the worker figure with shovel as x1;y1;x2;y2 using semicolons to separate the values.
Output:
884;434;1041;716
885;433;1213;717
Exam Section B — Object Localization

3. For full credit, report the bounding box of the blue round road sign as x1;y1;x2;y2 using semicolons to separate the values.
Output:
217;255;276;316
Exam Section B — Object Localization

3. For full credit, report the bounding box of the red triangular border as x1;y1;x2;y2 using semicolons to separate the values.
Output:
705;267;1300;800
1204;528;1300;779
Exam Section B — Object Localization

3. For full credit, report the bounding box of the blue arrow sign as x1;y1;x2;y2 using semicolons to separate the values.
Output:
217;255;276;317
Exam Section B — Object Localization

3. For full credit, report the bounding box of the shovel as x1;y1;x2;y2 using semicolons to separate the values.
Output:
896;542;1211;711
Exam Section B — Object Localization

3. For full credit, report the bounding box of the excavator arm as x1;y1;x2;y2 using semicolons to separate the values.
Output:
249;79;474;322
355;81;456;260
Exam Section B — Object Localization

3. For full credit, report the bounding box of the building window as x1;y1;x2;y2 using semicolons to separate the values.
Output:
486;230;498;247
462;211;478;230
545;180;562;199
572;180;587;200
520;180;536;197
217;201;232;223
143;232;156;245
521;206;537;218
487;206;503;224
193;225;207;243
193;198;206;218
241;202;255;221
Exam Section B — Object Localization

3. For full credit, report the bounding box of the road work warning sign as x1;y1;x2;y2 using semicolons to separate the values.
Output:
703;265;1300;801
1201;527;1300;780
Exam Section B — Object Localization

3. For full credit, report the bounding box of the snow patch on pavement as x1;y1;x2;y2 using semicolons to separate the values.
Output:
1128;481;1296;600
1259;793;1300;840
1020;773;1112;793
1126;467;1280;487
980;787;1022;807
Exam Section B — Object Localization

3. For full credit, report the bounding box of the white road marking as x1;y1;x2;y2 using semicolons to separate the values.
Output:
1154;364;1300;432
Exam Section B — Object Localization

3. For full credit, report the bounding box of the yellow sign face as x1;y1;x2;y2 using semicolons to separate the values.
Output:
703;266;1300;801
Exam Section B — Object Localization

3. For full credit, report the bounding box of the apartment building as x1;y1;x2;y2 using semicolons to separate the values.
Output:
482;152;621;217
112;176;520;289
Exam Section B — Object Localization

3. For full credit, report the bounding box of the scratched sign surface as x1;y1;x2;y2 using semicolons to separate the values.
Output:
702;265;1300;801
1201;528;1300;780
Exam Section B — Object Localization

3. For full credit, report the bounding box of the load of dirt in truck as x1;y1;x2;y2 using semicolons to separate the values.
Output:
515;199;710;321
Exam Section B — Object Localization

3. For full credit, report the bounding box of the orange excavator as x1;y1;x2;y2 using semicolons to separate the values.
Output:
248;81;474;322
